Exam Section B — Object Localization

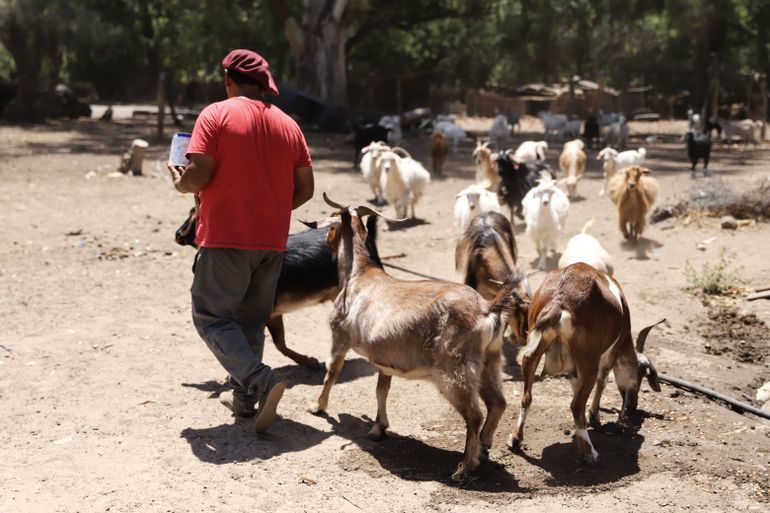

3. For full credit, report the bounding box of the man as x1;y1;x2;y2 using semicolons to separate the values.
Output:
168;49;314;432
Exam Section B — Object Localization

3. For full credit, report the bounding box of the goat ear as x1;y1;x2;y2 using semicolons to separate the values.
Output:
640;167;651;174
638;354;662;392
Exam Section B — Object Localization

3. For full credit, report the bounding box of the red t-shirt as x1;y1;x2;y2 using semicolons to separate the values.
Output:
186;97;312;251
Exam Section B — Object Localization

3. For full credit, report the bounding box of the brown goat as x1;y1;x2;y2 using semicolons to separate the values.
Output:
455;212;518;301
431;131;449;176
608;165;658;241
510;263;663;464
305;194;530;481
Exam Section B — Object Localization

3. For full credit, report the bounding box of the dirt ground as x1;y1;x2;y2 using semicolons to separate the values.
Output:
1;115;769;513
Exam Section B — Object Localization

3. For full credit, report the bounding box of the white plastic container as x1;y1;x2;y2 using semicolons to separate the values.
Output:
169;132;192;166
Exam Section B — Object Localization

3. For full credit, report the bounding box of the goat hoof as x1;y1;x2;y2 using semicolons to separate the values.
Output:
366;426;386;441
507;434;523;452
480;447;490;462
588;414;601;430
451;463;475;483
308;405;327;417
581;451;599;466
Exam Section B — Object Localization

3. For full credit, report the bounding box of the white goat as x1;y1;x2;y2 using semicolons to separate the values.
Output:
538;111;568;140
359;140;390;204
596;146;646;196
558;219;614;275
560;119;583;140
558;139;587;198
513;140;548;162
378;149;431;219
718;118;762;149
522;176;570;270
454;184;502;235
602;114;629;149
379;115;403;146
489;114;509;149
434;120;467;153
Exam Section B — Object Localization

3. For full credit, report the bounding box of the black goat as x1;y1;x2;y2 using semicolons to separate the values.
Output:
496;154;555;220
684;131;711;178
353;123;389;168
583;115;600;149
175;207;379;369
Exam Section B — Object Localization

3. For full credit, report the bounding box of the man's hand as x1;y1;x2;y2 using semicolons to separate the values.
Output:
167;163;187;193
168;154;215;194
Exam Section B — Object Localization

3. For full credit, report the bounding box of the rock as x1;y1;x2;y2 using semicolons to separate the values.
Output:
756;382;770;404
721;216;738;230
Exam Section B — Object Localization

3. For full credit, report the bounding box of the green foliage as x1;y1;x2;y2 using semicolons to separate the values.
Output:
1;0;769;107
684;248;741;296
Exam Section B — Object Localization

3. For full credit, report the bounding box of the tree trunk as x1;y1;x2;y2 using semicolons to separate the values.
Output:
275;0;349;105
1;11;42;120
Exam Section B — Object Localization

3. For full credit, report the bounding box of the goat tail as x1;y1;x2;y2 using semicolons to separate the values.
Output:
638;147;647;160
580;218;595;234
521;306;568;359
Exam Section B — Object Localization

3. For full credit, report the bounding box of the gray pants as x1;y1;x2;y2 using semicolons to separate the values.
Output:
191;247;284;399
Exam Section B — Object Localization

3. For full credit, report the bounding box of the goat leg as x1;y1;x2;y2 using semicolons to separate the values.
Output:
570;367;600;465
448;385;484;482
509;343;543;451
367;372;392;441
312;343;348;414
478;352;506;460
588;366;612;429
266;316;323;370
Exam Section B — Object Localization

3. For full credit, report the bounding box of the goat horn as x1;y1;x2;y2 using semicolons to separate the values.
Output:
323;192;349;210
635;318;666;352
299;220;318;229
391;147;412;159
353;205;407;223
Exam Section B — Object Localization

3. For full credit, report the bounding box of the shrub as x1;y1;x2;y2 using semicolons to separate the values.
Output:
684;248;741;295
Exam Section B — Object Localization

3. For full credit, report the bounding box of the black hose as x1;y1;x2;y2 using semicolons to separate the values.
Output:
382;262;450;282
659;373;770;421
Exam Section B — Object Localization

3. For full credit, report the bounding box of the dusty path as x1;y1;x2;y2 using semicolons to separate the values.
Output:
1;117;768;512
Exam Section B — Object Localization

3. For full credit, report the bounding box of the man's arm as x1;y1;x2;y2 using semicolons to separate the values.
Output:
168;154;215;194
292;166;314;209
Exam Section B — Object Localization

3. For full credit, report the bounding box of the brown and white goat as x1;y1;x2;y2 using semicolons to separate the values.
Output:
510;263;664;464
455;211;518;301
608;165;658;241
305;194;530;481
558;139;587;198
431;131;449;176
472;141;499;190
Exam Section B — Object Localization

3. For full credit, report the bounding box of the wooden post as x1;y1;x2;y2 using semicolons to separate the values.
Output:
118;139;150;176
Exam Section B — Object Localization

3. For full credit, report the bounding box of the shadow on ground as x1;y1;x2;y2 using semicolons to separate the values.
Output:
180;416;332;464
326;413;531;492
513;410;650;488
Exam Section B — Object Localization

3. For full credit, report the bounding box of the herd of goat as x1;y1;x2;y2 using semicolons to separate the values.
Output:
173;110;762;481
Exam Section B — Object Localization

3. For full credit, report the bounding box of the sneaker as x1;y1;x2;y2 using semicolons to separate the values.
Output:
254;378;286;433
219;390;257;418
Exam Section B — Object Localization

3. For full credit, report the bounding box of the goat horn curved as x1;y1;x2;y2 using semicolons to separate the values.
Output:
323;192;349;210
353;205;407;223
635;318;666;352
391;147;412;159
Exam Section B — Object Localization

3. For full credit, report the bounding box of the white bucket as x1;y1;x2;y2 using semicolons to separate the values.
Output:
169;132;192;166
